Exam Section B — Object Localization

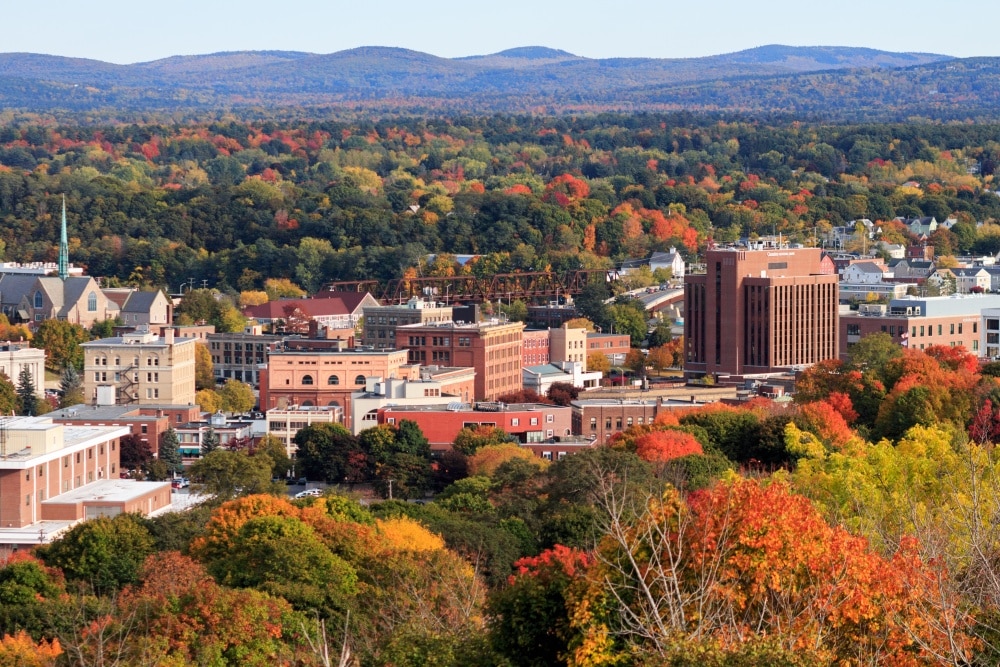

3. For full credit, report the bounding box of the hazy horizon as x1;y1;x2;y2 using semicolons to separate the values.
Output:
7;0;995;65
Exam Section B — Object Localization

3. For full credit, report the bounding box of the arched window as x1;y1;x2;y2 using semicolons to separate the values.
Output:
301;375;314;386
87;291;97;312
301;400;314;407
327;375;340;385
33;291;43;309
354;375;366;385
327;400;342;407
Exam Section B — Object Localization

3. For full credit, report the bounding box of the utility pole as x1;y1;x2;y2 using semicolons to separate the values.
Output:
387;479;394;500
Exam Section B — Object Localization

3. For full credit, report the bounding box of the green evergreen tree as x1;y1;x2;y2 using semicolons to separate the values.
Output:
59;365;84;407
201;427;220;456
158;427;184;476
0;372;18;415
16;366;37;416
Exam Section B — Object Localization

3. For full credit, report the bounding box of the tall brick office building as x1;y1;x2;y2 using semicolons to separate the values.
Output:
684;247;838;378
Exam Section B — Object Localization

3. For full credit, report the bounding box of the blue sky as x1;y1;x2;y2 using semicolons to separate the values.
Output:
9;1;998;63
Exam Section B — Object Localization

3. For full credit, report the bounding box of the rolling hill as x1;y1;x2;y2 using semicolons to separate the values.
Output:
1;44;993;119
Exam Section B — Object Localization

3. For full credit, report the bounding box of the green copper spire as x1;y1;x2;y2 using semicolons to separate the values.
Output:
58;195;68;280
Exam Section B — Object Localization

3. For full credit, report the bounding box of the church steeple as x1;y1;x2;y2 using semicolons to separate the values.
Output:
58;195;68;281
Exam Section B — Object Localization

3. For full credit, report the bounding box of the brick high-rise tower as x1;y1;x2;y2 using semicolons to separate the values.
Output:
684;247;838;378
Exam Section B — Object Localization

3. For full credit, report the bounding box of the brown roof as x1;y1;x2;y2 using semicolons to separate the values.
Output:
243;295;374;321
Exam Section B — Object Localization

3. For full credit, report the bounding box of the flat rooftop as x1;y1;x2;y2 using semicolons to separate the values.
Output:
380;402;564;413
43;478;170;505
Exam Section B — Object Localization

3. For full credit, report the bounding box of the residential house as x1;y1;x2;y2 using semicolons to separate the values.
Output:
953;267;991;294
841;261;891;284
649;247;685;278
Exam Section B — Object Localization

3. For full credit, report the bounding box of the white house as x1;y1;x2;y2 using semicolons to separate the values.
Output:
650;248;685;279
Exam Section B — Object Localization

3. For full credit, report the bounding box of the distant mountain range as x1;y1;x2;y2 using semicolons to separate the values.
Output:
1;45;997;119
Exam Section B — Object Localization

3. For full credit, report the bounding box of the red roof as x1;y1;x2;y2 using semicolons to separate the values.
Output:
243;297;365;321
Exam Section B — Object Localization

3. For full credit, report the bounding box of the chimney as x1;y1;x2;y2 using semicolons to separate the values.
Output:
164;327;175;345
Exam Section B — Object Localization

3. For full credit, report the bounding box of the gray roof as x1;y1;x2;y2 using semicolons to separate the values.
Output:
890;294;1000;317
0;274;38;308
847;262;885;273
122;291;163;313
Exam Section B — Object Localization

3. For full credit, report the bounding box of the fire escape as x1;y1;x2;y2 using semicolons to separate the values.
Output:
116;362;139;405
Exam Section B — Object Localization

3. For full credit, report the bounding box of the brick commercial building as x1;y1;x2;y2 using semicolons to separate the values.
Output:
684;247;839;378
207;325;283;387
841;294;1000;360
396;319;524;401
82;329;197;407
572;397;706;445
376;402;572;450
551;327;588;365
259;342;418;429
522;329;551;366
586;332;631;366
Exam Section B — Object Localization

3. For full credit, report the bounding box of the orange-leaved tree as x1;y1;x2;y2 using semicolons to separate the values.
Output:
568;477;974;666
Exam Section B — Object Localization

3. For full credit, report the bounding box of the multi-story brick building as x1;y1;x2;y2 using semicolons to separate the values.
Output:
522;329;551;366
0;417;171;538
81;329;197;407
572;397;703;445
259;341;418;428
376;402;572;450
361;297;454;350
841;294;1000;359
586;332;631;366
396;319;524;401
685;247;839;378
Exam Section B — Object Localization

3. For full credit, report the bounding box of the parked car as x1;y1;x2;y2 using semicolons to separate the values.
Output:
294;489;323;499
171;478;190;489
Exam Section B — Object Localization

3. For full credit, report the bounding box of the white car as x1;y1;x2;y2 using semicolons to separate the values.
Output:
294;489;323;499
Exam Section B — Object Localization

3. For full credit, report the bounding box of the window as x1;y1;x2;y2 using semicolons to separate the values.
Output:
974;322;979;333
328;375;340;385
87;291;97;312
959;323;964;334
590;417;597;431
301;375;314;385
938;324;943;336
33;291;43;308
546;414;554;423
530;417;538;426
511;418;520;426
354;375;366;385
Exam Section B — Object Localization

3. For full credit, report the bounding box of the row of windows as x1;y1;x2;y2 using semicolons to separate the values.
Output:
291;374;366;386
590;416;647;430
910;321;976;337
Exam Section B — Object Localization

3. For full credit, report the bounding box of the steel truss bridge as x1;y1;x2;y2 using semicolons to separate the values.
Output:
321;269;617;303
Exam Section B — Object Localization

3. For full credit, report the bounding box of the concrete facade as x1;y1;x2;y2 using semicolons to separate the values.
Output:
551;327;588;365
0;343;45;398
361;298;453;350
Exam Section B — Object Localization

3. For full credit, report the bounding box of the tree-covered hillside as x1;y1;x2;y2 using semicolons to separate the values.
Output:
1;114;1000;293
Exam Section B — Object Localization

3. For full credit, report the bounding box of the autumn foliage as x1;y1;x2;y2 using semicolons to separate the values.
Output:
569;478;974;665
633;430;703;462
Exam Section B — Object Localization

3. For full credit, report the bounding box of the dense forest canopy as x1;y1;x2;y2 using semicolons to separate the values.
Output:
1;114;999;293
